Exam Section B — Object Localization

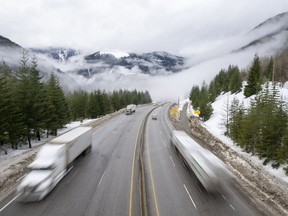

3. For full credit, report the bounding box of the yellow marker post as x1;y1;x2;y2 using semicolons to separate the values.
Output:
194;110;200;115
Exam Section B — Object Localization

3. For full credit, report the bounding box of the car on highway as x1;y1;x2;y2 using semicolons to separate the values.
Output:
152;114;158;120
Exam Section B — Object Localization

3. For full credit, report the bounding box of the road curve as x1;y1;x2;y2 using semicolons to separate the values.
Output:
0;105;153;216
143;104;262;216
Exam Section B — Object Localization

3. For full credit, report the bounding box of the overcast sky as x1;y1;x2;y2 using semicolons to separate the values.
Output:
0;0;287;56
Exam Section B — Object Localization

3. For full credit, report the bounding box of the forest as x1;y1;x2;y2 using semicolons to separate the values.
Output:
0;51;152;150
189;48;288;173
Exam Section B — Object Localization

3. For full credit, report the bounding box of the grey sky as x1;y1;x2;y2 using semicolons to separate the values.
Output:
0;0;287;56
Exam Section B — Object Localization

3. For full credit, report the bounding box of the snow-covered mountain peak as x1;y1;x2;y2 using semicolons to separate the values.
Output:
100;51;129;58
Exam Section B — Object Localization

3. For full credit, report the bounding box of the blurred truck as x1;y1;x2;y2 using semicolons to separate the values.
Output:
171;130;233;193
17;126;93;201
125;104;136;115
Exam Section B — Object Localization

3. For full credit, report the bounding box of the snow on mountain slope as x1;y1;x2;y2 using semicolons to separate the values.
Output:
192;83;288;183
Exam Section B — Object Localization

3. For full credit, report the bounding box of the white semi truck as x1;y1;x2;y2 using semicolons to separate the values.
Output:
17;126;93;201
171;130;232;193
125;104;136;115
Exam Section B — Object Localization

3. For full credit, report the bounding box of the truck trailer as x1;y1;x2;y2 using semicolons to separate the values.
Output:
17;126;93;201
125;104;136;115
171;130;232;193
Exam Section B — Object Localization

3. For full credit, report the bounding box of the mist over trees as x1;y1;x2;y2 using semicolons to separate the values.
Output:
189;48;288;173
0;51;152;150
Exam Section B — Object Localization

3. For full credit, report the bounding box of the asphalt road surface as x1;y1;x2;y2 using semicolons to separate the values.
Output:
0;103;263;216
143;104;262;216
0;105;153;216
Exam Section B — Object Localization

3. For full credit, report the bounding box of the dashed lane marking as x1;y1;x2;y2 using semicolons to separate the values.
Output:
183;184;197;209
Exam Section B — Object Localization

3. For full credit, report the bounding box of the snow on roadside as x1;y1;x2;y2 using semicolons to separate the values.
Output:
188;86;288;183
0;119;96;162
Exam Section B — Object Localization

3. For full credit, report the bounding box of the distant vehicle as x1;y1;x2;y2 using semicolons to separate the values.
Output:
152;114;158;120
17;126;93;201
171;130;232;193
125;104;136;115
152;101;157;106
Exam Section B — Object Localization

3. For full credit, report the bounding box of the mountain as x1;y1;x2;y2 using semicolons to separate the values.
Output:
30;47;80;62
238;12;288;51
0;35;21;49
30;48;185;77
81;51;185;76
1;11;288;97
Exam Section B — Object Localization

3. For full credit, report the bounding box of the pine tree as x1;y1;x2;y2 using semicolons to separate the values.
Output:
0;61;25;148
46;74;69;135
228;65;242;93
278;124;288;164
111;90;120;111
228;98;245;143
265;57;274;81
88;90;101;118
244;54;262;97
208;80;217;102
14;51;38;148
238;97;262;154
67;90;89;120
199;82;213;121
102;90;112;114
28;56;46;141
189;85;201;109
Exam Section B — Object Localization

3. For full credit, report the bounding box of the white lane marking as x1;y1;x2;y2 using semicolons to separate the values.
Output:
98;171;105;187
0;193;20;212
183;184;197;209
169;155;175;167
163;141;167;148
222;194;235;211
67;168;79;184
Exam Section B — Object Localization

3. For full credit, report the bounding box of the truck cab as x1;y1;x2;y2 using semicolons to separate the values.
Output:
17;144;66;201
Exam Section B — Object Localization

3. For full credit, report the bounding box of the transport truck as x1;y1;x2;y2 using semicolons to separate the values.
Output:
171;130;232;193
125;104;136;115
17;126;93;201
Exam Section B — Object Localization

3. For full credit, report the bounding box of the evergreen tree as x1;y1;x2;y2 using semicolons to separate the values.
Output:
198;82;213;121
144;90;152;104
111;90;121;111
189;85;201;109
14;51;45;147
0;61;25;148
238;102;260;154
265;57;274;81
228;98;245;143
28;56;46;141
46;74;69;135
102;90;112;114
88;90;101;118
96;89;105;116
228;65;242;93
67;90;89;120
257;85;287;163
214;69;229;94
244;54;262;97
278;124;288;164
208;80;217;102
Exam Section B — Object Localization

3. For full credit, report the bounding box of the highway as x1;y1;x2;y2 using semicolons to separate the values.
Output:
0;104;263;216
0;105;153;216
143;104;262;216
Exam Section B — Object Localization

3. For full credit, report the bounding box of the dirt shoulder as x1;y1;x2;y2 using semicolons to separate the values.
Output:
170;104;288;216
